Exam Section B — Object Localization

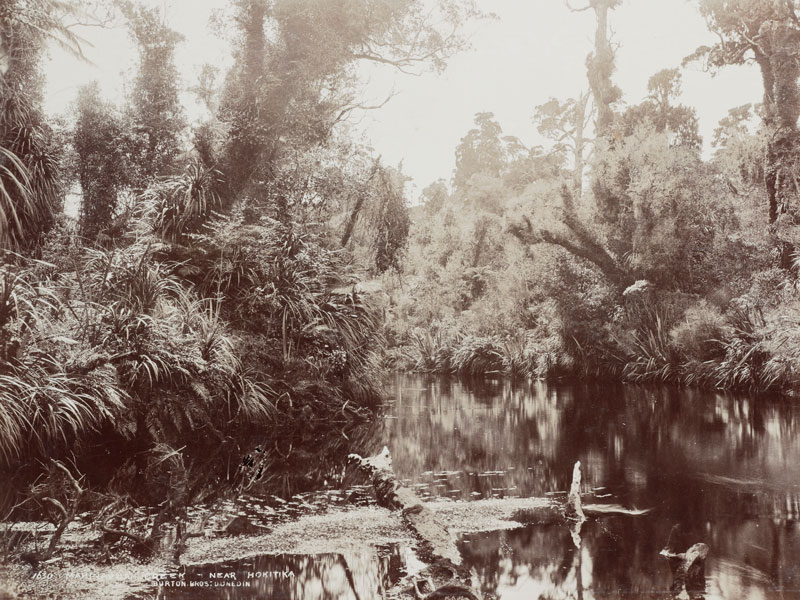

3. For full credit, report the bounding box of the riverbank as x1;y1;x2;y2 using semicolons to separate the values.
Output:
384;316;800;397
0;497;553;600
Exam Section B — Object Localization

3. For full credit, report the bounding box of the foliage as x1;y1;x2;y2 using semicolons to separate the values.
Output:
620;69;702;149
0;0;75;250
534;93;592;194
406;326;460;373
142;159;221;244
73;82;131;242
0;263;126;465
451;335;504;375
120;0;185;183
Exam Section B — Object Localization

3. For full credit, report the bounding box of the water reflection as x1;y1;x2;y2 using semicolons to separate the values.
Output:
152;376;800;599
240;417;383;499
459;516;800;599
146;545;405;600
384;376;800;510
383;375;800;598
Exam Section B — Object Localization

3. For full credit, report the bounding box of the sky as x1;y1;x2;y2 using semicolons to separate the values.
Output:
43;0;764;199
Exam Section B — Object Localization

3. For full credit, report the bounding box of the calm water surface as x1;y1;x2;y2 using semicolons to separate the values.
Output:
154;375;800;599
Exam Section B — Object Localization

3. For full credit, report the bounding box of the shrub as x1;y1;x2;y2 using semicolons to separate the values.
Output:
498;332;534;378
407;326;460;372
608;290;691;384
670;301;727;363
451;335;504;375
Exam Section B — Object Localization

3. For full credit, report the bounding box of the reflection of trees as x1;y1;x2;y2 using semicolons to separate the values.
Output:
460;518;681;599
160;548;403;600
245;415;383;498
383;375;800;597
383;376;568;500
458;524;577;596
385;376;800;523
458;513;800;599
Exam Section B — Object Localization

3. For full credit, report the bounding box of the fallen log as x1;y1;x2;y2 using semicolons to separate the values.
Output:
349;447;483;600
349;446;462;566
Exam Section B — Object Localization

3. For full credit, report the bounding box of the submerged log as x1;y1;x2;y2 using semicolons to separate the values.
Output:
349;447;461;566
349;447;483;600
662;524;709;599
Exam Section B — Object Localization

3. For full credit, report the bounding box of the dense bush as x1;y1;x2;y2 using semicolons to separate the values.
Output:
386;114;800;393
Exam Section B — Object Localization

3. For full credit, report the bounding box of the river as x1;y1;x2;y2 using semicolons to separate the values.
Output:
154;374;800;599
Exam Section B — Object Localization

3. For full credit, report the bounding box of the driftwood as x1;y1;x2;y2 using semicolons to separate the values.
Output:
662;524;709;599
99;506;166;556
349;447;483;600
99;504;210;562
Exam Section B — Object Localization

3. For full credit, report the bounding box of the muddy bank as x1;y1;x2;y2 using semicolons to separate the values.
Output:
0;497;553;600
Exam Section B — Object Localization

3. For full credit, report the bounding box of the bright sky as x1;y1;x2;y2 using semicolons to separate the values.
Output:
43;0;763;198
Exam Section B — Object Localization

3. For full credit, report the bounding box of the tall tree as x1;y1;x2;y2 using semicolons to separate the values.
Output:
621;69;702;149
568;0;622;138
690;0;800;227
73;82;130;242
514;1;624;290
453;112;507;191
120;1;185;185
420;180;449;216
213;0;483;221
372;167;411;274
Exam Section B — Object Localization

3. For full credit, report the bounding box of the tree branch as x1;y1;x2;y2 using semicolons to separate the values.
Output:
786;0;800;26
100;509;149;547
508;186;631;287
334;91;396;125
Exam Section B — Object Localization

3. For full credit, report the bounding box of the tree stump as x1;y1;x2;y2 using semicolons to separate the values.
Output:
564;461;586;548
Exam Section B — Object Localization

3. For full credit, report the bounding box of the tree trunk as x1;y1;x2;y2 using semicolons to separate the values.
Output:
573;93;589;198
588;1;617;138
341;159;381;248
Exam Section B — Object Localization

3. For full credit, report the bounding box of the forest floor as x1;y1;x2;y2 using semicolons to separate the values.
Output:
0;497;553;600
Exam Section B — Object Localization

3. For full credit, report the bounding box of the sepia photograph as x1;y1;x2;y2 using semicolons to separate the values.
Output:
1;0;799;598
